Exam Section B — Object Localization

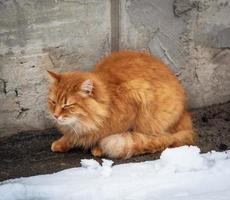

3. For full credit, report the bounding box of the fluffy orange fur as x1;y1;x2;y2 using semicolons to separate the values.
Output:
47;51;195;159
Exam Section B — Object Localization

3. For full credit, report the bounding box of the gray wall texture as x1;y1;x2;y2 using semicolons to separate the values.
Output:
0;0;230;136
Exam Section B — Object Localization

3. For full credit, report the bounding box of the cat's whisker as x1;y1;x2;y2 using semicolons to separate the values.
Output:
51;115;79;136
67;123;79;138
51;115;59;123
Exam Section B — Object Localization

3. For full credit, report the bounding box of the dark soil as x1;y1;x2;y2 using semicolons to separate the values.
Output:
0;102;229;181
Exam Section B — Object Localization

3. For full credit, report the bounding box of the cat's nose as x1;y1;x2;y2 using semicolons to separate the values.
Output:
54;114;59;119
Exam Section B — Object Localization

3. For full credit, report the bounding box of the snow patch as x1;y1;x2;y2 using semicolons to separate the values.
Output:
101;159;114;177
80;158;114;177
80;159;101;169
0;183;26;200
159;146;207;172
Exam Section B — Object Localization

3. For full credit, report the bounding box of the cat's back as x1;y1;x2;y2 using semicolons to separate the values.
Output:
94;51;176;83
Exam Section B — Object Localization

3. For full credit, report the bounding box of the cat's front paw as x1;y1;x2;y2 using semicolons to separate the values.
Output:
91;146;103;157
51;140;70;153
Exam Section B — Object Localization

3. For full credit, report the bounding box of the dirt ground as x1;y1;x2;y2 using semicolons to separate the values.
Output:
0;102;229;182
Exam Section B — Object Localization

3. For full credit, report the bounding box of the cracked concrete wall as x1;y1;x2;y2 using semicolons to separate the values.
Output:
120;0;230;108
0;0;111;136
1;0;230;136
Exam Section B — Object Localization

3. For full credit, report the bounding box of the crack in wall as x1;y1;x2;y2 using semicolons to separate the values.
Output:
157;37;179;70
194;69;201;84
173;0;201;17
15;100;30;119
14;89;19;97
48;55;57;68
0;78;7;95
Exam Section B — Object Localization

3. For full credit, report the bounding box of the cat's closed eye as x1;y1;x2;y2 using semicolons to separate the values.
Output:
62;103;76;109
48;98;56;105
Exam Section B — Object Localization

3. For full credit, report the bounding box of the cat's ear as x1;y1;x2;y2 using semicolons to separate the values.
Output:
47;70;60;83
79;79;93;97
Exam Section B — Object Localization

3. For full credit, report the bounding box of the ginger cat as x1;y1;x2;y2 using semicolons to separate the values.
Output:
47;51;195;159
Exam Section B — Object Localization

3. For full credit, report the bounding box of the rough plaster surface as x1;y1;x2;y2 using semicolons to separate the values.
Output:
120;0;188;73
120;0;230;108
0;0;111;136
0;0;230;136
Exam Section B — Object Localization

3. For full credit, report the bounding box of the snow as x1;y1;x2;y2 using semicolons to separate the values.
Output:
80;158;113;177
159;146;207;172
80;159;101;169
1;146;230;200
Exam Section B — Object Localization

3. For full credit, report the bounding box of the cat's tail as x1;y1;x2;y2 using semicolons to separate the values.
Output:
91;130;195;159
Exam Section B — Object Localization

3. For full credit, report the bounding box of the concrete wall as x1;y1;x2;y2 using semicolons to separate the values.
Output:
0;0;111;136
0;0;230;136
120;0;230;108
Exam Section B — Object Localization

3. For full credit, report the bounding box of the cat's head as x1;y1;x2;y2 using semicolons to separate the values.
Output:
47;70;108;132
